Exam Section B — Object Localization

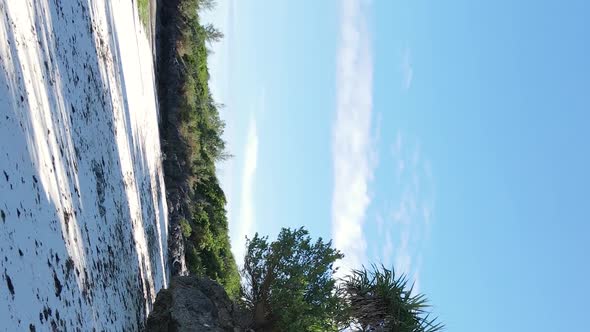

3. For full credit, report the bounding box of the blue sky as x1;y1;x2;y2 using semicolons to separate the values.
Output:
203;0;590;330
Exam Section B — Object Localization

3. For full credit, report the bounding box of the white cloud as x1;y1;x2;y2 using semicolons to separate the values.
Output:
384;137;435;294
412;141;421;167
331;0;374;275
382;231;394;266
376;213;384;234
393;132;403;156
397;160;406;180
234;115;258;267
394;229;412;275
423;204;432;226
402;47;413;90
412;259;422;295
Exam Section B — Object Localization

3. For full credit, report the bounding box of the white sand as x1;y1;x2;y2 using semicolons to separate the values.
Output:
0;0;168;330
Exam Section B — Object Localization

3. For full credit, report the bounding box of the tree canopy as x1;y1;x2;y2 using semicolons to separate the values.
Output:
242;227;344;331
241;227;444;332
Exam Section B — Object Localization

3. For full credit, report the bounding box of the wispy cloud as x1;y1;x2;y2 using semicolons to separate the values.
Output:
393;132;406;180
381;133;435;291
235;115;258;267
402;48;413;90
412;256;423;295
382;231;394;266
394;229;411;275
331;0;374;274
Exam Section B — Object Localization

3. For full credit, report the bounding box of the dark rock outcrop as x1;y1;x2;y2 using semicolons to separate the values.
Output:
168;214;188;277
156;0;188;279
146;276;251;332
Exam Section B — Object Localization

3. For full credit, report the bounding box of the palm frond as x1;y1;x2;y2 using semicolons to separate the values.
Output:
339;265;444;332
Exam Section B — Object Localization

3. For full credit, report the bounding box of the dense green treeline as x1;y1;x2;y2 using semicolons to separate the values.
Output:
158;0;240;298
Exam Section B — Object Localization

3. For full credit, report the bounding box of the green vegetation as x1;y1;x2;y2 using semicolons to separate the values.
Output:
155;0;443;327
179;218;192;238
137;0;149;27
157;0;239;298
242;228;344;331
341;266;444;332
242;227;444;332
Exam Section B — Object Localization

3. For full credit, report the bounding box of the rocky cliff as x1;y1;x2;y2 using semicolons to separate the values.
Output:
147;276;252;332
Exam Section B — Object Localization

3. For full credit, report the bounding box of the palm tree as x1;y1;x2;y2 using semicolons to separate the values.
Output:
339;265;444;332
